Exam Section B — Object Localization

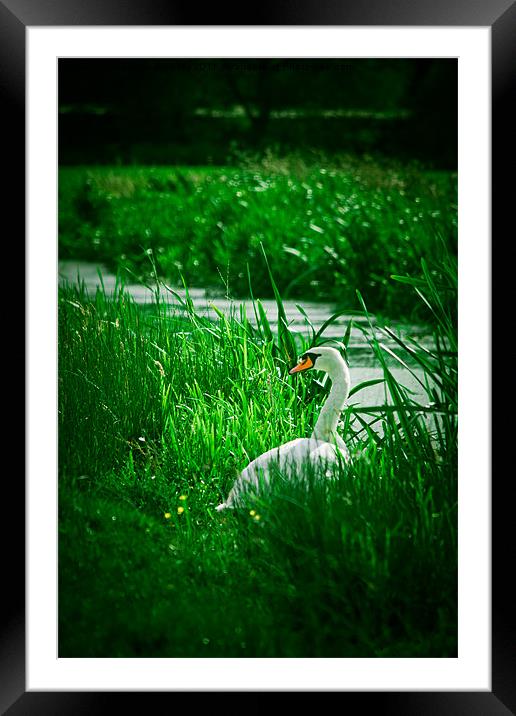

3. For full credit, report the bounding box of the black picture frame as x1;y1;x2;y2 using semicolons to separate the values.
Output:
6;0;513;712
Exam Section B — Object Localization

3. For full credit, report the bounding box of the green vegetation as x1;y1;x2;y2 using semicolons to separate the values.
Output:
58;251;457;657
59;156;456;319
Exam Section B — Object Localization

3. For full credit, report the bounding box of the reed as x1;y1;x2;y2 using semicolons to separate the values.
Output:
59;158;457;319
58;245;457;657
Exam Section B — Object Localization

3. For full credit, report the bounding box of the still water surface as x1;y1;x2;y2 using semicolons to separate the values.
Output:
59;260;434;414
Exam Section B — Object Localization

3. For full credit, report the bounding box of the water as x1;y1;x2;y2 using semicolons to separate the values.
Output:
58;260;434;414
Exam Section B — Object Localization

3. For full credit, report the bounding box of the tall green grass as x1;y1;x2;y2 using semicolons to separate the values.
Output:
59;157;456;319
58;254;457;657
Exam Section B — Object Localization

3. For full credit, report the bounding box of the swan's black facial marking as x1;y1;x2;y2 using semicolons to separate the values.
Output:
289;351;321;375
303;352;320;366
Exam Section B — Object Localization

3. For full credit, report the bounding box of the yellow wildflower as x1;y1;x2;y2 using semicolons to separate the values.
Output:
179;495;187;501
164;512;171;519
177;506;185;515
249;509;256;517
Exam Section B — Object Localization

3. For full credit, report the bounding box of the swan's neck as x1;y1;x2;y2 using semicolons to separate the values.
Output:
311;361;350;443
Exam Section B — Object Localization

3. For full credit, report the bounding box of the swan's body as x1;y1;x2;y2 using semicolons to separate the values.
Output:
216;347;350;511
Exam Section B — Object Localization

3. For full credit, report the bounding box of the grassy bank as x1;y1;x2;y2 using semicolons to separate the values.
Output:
58;258;457;657
59;156;456;319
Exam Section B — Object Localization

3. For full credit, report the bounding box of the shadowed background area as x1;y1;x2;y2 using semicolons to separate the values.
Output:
59;58;457;168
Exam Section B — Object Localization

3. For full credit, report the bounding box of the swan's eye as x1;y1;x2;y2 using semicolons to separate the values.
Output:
289;354;314;375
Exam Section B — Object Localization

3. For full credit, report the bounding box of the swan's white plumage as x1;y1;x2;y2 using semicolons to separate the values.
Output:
216;346;351;511
217;437;348;511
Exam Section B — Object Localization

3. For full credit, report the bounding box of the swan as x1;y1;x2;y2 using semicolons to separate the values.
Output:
216;346;351;511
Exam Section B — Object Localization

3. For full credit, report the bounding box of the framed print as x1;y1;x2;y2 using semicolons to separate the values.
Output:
5;0;513;712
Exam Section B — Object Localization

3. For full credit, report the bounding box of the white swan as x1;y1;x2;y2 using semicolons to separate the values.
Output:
216;346;351;511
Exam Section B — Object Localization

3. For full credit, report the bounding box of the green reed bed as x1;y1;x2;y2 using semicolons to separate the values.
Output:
58;255;457;657
59;157;456;318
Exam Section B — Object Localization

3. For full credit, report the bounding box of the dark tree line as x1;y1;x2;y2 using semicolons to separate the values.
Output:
59;58;457;168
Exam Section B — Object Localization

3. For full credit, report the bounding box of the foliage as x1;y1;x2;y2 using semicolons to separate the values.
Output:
58;254;457;657
59;157;457;320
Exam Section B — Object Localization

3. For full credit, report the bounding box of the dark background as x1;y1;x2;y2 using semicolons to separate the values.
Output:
59;58;457;168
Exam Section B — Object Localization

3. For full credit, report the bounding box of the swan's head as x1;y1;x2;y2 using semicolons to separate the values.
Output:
289;346;347;377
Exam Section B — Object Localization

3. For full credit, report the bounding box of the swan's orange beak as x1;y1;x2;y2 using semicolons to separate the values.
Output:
289;355;313;375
